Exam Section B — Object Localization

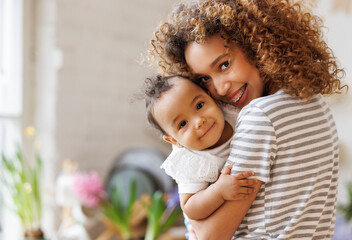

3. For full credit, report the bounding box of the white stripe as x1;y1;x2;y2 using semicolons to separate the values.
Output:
233;91;338;239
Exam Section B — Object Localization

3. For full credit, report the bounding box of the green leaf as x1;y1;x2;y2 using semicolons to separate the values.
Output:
161;206;182;233
102;179;138;238
126;180;137;219
144;190;182;240
1;142;44;231
337;182;352;222
145;191;165;239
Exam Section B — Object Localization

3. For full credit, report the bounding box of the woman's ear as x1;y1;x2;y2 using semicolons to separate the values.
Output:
163;135;183;148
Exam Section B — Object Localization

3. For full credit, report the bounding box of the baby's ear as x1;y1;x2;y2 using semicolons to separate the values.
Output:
163;135;183;148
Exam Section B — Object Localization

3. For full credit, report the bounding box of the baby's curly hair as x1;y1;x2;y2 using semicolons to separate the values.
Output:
144;74;195;135
149;0;346;98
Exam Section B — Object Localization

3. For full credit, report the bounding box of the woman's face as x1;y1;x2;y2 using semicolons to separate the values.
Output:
185;35;264;108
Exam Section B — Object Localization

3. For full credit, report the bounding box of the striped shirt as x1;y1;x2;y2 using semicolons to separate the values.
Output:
229;89;339;240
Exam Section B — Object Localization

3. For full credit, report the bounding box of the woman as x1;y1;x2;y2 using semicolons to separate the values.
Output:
148;0;347;239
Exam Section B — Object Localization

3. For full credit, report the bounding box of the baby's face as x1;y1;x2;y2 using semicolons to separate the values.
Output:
153;77;225;150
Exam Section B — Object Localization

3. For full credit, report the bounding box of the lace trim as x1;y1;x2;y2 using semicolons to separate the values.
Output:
161;148;220;184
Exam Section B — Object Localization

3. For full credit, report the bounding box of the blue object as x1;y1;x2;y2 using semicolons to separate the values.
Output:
332;216;352;240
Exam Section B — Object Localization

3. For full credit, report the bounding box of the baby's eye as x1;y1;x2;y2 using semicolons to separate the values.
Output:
220;60;230;71
199;76;210;83
196;102;204;110
179;120;187;129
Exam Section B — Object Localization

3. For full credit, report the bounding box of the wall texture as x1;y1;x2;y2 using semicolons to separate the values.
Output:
55;0;174;177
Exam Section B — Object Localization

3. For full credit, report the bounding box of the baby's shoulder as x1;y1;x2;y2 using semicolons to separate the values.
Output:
160;147;220;183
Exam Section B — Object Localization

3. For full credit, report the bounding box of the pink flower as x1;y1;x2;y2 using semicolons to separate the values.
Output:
72;171;107;208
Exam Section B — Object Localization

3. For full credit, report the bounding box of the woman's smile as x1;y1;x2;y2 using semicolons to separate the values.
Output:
227;84;248;107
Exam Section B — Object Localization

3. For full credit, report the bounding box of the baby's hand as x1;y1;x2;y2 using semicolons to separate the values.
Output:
217;164;257;201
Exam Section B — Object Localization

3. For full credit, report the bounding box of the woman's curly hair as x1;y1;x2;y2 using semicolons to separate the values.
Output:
149;0;346;98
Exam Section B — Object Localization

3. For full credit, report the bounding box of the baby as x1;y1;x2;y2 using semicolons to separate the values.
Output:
144;75;257;221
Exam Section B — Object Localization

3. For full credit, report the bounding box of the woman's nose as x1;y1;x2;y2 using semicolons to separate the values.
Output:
195;117;206;129
213;77;231;96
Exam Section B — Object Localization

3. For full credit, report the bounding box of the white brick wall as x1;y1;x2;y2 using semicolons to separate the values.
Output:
55;0;175;177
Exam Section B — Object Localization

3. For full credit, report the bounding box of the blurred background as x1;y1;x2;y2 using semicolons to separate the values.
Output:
0;0;351;239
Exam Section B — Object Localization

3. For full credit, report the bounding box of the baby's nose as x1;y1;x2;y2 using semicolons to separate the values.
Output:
195;117;206;129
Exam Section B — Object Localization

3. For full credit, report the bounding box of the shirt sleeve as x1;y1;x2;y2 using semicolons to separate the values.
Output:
161;147;217;194
228;105;277;183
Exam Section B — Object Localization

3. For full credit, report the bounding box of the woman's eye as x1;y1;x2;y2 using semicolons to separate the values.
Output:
179;120;187;129
196;102;204;110
220;61;230;71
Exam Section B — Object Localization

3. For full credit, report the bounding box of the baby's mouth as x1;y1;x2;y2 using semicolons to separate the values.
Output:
201;123;214;137
228;84;247;103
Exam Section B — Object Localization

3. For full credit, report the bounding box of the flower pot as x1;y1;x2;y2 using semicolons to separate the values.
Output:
24;238;46;240
24;228;45;240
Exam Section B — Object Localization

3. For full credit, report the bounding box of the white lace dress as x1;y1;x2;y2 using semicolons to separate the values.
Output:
160;104;239;194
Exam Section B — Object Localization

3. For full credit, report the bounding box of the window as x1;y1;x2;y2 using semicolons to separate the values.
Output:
0;0;23;118
0;0;23;237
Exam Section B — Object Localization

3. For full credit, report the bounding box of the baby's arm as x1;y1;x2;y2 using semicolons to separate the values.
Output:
180;165;257;220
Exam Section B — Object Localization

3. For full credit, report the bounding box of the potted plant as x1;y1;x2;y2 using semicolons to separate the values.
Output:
143;189;182;240
72;171;143;240
0;127;45;239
